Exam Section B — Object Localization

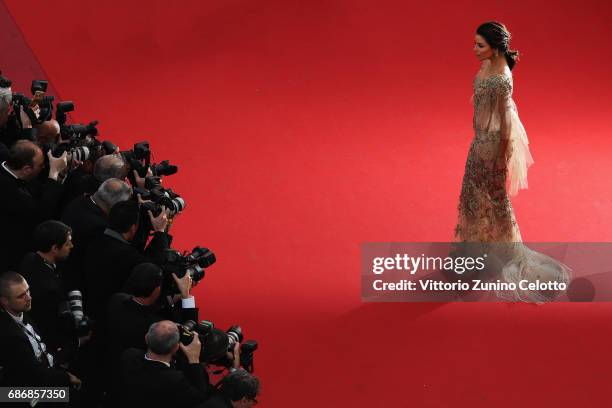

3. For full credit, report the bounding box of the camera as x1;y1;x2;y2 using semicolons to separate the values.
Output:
225;326;258;373
60;120;99;142
177;320;226;363
122;141;179;184
177;320;257;371
11;80;55;125
136;186;186;217
122;141;151;181
56;101;74;126
161;247;216;284
151;160;178;177
178;319;214;346
58;290;93;337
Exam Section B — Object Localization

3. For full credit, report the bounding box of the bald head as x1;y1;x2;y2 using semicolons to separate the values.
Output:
92;178;131;212
35;120;60;145
0;86;11;128
93;154;128;182
146;320;180;355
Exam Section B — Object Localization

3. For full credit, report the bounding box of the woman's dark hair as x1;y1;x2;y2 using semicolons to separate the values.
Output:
32;220;71;252
477;21;520;70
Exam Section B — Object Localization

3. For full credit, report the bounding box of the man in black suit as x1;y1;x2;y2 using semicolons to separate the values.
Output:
61;178;132;291
18;220;90;360
202;369;260;408
84;199;171;321
60;153;128;211
0;271;81;387
0;140;67;272
0;76;20;159
116;320;211;408
106;262;198;361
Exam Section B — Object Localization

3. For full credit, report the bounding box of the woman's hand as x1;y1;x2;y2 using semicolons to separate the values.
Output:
495;154;507;170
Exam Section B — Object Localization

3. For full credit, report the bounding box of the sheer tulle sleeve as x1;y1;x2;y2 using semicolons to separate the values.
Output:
497;79;534;196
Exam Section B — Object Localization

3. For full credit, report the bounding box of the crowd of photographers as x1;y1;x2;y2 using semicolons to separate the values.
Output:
0;73;260;407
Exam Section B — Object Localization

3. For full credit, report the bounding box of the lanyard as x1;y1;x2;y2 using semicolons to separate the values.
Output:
18;320;53;368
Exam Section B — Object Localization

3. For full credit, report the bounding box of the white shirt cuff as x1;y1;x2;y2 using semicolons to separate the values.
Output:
181;296;196;308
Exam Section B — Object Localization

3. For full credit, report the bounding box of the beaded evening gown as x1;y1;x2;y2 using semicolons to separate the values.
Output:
454;63;570;302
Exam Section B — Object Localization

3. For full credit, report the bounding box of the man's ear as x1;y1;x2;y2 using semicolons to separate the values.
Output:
129;223;138;235
150;286;161;300
0;297;9;309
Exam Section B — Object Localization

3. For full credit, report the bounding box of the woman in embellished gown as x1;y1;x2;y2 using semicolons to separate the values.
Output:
454;21;570;302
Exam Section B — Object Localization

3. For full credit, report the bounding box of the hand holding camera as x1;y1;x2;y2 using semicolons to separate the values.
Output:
148;206;171;232
179;331;202;364
47;149;68;180
227;341;241;370
172;272;193;299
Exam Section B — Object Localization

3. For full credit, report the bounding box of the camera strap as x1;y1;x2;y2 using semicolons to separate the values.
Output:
17;320;54;368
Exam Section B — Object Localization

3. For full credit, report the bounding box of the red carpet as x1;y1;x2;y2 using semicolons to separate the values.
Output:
2;0;612;406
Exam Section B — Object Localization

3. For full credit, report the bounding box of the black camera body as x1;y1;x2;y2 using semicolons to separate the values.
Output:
151;160;178;177
176;320;257;371
136;185;186;217
161;247;215;283
122;141;151;182
178;319;214;346
10;80;55;125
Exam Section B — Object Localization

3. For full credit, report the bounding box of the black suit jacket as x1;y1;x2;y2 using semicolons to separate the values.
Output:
0;164;63;272
59;168;99;212
84;229;171;321
0;310;70;386
105;293;198;364
116;348;210;408
18;252;78;356
201;394;233;408
61;194;108;291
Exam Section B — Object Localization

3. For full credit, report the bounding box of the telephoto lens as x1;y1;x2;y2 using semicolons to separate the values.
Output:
226;325;243;349
70;146;90;163
67;290;84;322
188;247;216;268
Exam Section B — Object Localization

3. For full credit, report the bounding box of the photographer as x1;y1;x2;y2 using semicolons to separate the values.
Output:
84;199;171;320
203;369;260;408
61;153;128;210
0;271;81;387
0;74;27;158
34;119;60;146
0;83;12;160
18;220;91;361
116;320;211;408
0;140;67;272
106;262;198;360
61;178;132;291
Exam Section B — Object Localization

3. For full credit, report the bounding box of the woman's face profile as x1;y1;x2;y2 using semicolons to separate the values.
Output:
473;34;493;61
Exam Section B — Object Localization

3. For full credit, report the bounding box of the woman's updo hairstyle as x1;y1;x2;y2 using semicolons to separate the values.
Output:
476;21;520;70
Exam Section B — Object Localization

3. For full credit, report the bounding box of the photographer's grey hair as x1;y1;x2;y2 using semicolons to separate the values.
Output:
145;321;180;354
0;87;11;113
94;154;127;182
94;178;132;208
